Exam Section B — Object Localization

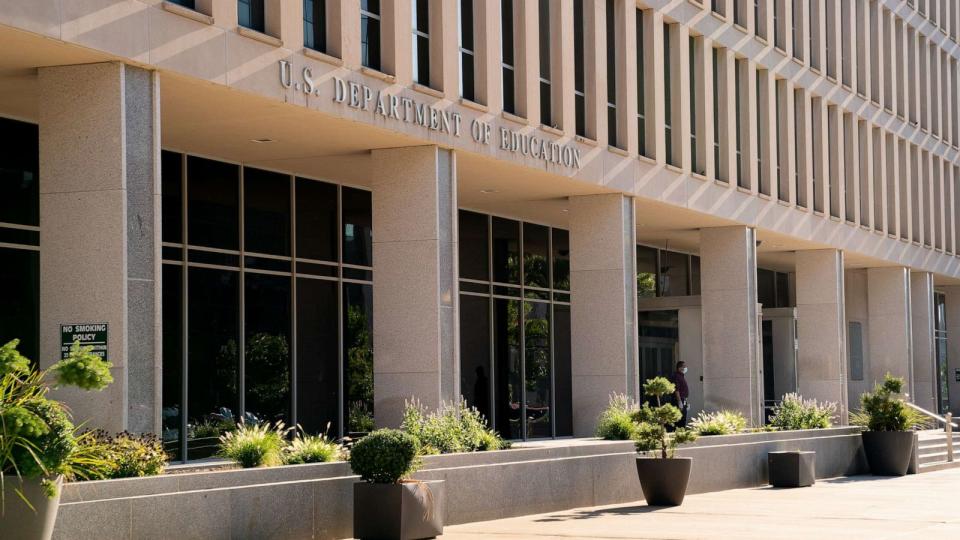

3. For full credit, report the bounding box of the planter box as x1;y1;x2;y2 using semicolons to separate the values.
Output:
0;476;62;540
353;480;445;539
862;431;916;476
767;451;815;487
635;457;692;506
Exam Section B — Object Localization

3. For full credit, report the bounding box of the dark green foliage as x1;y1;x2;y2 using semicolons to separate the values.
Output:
851;374;930;432
349;429;421;484
52;341;114;390
80;431;168;479
10;399;75;480
218;422;287;468
0;339;31;377
400;398;507;454
633;377;698;459
595;393;639;440
768;393;837;430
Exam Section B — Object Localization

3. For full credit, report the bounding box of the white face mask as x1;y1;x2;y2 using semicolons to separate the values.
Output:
680;367;688;374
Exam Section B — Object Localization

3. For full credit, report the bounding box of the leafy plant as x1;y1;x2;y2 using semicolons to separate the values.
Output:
1;339;114;509
850;374;931;431
347;400;375;433
218;421;288;468
633;377;698;459
80;431;167;479
768;393;837;430
689;410;748;436
596;393;639;440
283;427;341;465
400;397;507;454
349;428;421;484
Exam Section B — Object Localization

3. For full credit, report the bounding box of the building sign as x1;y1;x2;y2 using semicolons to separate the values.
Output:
279;61;582;170
60;323;108;361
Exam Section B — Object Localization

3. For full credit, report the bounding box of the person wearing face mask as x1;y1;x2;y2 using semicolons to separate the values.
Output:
669;361;690;428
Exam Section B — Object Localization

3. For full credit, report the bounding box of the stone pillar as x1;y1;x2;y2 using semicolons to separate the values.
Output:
568;194;637;437
700;226;763;424
943;287;960;414
371;146;458;427
866;267;913;393
911;272;937;411
795;249;848;420
39;62;161;434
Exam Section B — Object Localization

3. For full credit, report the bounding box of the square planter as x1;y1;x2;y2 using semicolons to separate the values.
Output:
767;451;815;488
353;480;445;539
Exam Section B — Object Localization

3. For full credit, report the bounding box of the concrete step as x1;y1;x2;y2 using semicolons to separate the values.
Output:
918;451;953;465
918;460;960;473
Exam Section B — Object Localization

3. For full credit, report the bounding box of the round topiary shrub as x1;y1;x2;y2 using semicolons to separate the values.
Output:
349;428;421;484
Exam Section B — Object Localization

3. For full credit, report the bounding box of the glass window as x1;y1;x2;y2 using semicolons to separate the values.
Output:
553;304;572;437
712;48;721;181
636;9;646;156
573;0;586;137
361;0;382;70
493;298;521;438
848;321;864;381
502;0;516;114
0;117;39;227
161;151;183;244
492;217;521;284
342;186;372;267
460;0;476;101
343;283;374;434
638;310;679;389
168;0;195;8
295;178;338;262
304;0;327;52
523;223;549;289
524;301;551;438
659;250;689;297
459;210;490;281
187;156;239;251
636;245;658;297
0;247;39;363
238;0;265;32
413;0;430;85
664;23;673;164
460;294;492;421
689;255;701;295
606;0;617;147
552;228;570;291
186;267;240;460
161;264;182;461
296;278;340;435
539;0;552;126
244;167;290;257
244;273;292;426
757;268;777;307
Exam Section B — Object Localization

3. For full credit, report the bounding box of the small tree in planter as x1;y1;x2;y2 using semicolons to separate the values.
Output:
349;429;445;540
1;339;113;540
851;374;930;476
633;377;698;506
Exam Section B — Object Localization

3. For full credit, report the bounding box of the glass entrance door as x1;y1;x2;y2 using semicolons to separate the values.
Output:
935;293;950;414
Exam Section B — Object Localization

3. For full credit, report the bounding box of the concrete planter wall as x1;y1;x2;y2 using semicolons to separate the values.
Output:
54;428;867;540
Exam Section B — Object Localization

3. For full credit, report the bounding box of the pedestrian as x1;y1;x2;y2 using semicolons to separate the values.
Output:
669;361;690;428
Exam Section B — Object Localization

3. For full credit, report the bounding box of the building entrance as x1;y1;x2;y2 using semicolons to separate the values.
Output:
760;307;798;422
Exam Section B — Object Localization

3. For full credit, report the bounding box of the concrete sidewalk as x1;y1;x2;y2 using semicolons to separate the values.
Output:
442;468;960;539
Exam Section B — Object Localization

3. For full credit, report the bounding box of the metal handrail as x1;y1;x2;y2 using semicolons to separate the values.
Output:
904;403;955;463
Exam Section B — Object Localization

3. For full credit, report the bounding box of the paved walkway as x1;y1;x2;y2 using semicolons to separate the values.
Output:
442;468;960;539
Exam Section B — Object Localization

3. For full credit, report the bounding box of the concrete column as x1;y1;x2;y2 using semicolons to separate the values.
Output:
39;62;161;434
943;287;960;414
568;194;637;437
910;272;937;412
795;250;847;420
866;267;912;393
700;226;763;425
371;146;458;427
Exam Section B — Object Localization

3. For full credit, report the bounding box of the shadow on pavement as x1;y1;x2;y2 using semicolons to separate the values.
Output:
533;504;677;522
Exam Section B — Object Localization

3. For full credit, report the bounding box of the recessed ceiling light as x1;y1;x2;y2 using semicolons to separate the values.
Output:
480;189;498;194
251;138;275;144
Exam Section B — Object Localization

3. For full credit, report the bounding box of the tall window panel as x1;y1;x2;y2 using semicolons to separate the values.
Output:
735;58;745;187
304;0;326;53
664;24;674;165
712;48;722;181
413;0;430;86
755;0;766;40
756;70;767;195
502;0;516;114
361;0;382;71
792;0;803;61
161;152;374;462
794;89;806;207
776;80;787;202
690;35;700;174
0;117;39;365
636;245;698;298
636;9;647;157
460;0;477;102
810;0;821;71
812;100;824;213
574;0;586;137
606;0;618;147
458;210;573;440
539;0;553;126
238;0;265;32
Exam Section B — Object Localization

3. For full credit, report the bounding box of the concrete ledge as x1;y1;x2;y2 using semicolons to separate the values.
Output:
55;428;866;539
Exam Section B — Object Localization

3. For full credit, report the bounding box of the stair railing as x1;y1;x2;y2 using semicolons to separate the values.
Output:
904;402;956;463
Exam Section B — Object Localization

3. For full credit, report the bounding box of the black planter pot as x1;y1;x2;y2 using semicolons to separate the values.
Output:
635;457;692;506
862;431;916;476
353;480;445;540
